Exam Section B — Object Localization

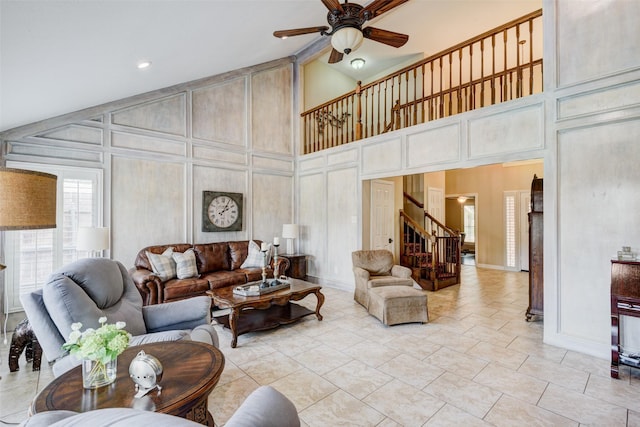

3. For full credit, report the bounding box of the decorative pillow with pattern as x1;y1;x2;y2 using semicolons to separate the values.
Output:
172;248;198;279
146;247;176;281
240;240;266;269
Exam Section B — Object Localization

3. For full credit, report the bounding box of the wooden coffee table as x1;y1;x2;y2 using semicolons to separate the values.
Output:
31;341;224;426
207;278;324;348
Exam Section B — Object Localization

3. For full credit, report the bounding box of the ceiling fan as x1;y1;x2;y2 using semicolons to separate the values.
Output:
273;0;410;64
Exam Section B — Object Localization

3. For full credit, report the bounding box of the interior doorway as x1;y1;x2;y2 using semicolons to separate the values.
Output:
370;179;395;255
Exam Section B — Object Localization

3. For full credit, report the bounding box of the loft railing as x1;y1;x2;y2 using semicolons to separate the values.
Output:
302;9;543;154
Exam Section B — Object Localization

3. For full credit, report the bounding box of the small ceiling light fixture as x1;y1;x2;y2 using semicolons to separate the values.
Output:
350;58;365;70
457;196;468;204
137;61;152;70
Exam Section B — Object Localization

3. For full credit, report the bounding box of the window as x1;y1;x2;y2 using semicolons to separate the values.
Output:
504;192;517;269
463;204;475;243
4;163;102;314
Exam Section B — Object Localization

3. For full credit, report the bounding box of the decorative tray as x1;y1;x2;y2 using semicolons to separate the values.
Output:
233;279;290;296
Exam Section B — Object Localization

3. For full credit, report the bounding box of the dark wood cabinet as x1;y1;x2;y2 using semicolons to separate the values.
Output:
281;254;307;279
526;175;543;321
610;260;640;378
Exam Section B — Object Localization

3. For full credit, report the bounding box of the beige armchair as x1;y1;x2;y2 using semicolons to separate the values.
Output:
351;250;414;309
352;249;428;326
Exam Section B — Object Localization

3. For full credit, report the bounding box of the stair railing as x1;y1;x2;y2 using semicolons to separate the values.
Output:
301;9;542;154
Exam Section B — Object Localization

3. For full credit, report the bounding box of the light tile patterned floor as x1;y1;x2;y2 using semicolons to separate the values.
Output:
2;266;640;426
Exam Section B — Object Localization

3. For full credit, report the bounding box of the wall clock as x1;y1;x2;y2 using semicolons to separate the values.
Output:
202;191;243;232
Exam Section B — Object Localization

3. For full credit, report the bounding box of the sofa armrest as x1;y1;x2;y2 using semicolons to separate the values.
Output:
391;264;412;279
129;268;162;306
272;257;290;277
142;296;211;332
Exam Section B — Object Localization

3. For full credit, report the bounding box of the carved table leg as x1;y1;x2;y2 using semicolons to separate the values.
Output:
314;290;325;321
229;307;240;348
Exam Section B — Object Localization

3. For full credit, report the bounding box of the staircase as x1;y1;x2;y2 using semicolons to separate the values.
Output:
400;210;461;291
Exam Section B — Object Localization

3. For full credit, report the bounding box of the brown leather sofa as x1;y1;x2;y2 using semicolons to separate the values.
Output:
130;240;289;305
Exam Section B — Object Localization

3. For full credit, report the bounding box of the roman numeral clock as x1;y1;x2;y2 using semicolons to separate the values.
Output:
202;191;243;232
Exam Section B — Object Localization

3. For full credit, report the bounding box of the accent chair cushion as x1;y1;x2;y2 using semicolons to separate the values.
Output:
172;249;198;279
146;247;177;281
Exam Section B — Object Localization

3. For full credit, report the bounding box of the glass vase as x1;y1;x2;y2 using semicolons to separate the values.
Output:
82;357;117;389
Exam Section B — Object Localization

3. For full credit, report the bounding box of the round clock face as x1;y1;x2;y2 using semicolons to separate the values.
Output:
208;195;240;229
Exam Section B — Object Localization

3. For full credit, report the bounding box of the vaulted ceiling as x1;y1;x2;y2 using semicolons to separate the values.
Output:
0;0;540;132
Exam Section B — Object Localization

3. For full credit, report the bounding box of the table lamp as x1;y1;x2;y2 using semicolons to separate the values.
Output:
282;224;299;255
76;226;109;258
0;167;57;372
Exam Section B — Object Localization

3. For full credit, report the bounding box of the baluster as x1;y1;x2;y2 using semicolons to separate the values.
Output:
448;52;453;116
355;81;362;140
500;30;509;101
457;48;462;114
376;83;381;135
529;18;534;95
491;34;496;105
469;43;474;110
421;64;425;124
480;39;485;107
369;85;374;136
430;62;434;121
405;71;410;127
439;57;444;118
383;80;388;131
391;77;395;129
516;24;521;98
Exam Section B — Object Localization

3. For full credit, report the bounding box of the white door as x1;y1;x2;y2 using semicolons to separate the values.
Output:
371;180;395;254
427;187;444;225
520;191;531;271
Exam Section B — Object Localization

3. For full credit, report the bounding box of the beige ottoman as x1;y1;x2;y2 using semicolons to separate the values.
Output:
367;285;428;326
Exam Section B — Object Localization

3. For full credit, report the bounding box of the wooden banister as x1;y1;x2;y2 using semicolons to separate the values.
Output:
301;9;543;154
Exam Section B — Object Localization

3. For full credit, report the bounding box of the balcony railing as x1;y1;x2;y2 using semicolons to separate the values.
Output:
302;9;543;154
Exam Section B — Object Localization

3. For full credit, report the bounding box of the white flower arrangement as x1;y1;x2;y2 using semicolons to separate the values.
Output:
62;316;131;364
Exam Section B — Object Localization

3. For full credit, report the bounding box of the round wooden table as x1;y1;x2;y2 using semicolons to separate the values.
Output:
31;341;224;426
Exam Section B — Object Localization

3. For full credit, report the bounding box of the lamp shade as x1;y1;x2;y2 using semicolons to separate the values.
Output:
0;167;57;230
331;26;363;55
282;224;299;239
77;227;109;251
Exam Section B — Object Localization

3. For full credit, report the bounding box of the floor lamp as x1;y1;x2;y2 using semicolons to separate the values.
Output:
0;168;57;377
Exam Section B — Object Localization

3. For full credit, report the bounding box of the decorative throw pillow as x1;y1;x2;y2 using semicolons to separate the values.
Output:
240;240;266;269
172;248;198;279
146;247;176;281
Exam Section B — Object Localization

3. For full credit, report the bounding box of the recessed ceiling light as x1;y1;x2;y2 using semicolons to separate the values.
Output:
137;61;152;69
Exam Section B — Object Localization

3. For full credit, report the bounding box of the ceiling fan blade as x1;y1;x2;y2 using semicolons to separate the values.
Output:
363;27;409;48
320;0;344;13
328;49;344;64
362;0;409;19
273;26;329;39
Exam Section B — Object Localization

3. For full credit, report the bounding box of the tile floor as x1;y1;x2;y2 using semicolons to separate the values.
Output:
2;266;640;426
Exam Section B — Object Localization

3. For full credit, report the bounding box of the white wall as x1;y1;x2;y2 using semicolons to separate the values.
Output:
297;0;640;360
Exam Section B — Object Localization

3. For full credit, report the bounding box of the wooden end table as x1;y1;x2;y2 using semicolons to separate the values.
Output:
207;278;324;348
31;341;224;426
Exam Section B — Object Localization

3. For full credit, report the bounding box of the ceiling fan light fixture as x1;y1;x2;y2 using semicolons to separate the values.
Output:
331;26;363;55
350;58;365;70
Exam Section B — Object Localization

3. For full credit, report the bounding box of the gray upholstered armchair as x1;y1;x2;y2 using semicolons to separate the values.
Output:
352;249;414;309
20;258;218;377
